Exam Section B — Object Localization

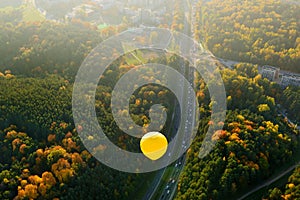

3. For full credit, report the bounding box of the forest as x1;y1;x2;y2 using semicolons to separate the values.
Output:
1;50;299;200
0;75;155;200
174;64;300;200
0;0;299;200
193;0;300;73
266;166;300;199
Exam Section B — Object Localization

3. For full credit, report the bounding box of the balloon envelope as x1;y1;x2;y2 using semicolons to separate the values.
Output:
140;132;168;160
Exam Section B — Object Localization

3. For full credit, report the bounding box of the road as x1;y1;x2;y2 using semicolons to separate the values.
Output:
143;0;300;198
278;109;300;131
142;111;179;200
156;0;197;199
147;0;300;199
235;99;300;200
23;0;300;199
237;161;300;200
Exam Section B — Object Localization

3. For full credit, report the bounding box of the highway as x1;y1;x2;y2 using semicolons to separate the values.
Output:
22;0;300;199
154;0;198;199
151;0;300;198
132;1;300;199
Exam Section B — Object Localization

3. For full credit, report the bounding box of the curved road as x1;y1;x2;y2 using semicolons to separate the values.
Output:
237;161;300;200
238;109;300;200
22;1;300;200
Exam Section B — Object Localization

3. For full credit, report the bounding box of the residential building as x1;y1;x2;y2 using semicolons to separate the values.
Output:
280;74;300;87
261;65;280;81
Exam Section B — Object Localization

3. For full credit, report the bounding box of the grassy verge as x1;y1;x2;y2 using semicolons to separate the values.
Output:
0;4;45;22
22;5;45;22
0;6;17;12
150;166;176;200
130;172;158;200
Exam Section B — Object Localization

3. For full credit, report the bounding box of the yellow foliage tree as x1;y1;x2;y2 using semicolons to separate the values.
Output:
24;184;38;199
52;158;74;183
28;175;42;185
42;171;56;189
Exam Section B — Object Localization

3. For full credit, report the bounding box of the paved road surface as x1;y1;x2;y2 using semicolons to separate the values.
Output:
237;161;300;200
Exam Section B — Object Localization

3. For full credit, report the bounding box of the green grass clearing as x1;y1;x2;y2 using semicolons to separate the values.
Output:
22;5;45;22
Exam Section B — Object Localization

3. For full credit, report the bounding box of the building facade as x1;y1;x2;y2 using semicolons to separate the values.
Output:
261;65;280;81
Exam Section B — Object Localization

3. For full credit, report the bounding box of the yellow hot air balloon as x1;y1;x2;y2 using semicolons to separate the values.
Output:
140;132;168;160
